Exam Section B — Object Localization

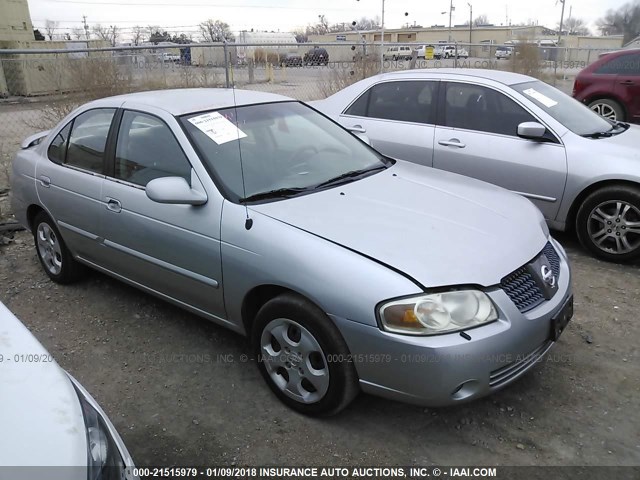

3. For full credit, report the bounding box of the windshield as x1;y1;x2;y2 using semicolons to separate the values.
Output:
510;80;614;136
180;101;387;202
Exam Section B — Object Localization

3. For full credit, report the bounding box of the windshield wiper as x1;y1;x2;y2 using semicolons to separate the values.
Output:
582;130;614;139
315;165;387;188
240;187;311;203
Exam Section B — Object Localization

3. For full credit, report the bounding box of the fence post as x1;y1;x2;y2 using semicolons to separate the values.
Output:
223;40;230;88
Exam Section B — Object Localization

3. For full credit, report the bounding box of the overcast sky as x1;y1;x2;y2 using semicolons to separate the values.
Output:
27;0;623;40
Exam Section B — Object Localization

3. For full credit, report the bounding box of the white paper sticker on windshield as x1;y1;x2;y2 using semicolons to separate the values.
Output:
188;112;247;145
522;88;558;108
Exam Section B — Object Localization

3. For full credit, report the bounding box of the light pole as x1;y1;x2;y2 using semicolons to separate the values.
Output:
356;0;385;72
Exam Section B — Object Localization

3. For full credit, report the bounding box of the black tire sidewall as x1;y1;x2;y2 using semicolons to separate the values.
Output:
576;186;640;262
251;293;358;416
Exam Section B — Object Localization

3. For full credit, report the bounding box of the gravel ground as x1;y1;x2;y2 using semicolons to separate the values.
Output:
0;229;638;472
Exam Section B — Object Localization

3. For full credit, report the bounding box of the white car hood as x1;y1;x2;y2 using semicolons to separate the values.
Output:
0;302;87;470
252;161;548;288
594;124;640;159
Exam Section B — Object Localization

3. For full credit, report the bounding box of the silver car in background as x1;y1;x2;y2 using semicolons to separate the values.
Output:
12;89;572;415
313;69;640;263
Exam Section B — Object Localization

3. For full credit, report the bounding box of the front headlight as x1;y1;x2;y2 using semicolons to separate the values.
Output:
379;290;498;336
73;386;125;480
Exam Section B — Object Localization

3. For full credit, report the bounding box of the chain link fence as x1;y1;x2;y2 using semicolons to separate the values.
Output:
0;41;614;216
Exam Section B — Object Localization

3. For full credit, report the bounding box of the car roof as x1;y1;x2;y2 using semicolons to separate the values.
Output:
86;88;293;116
380;68;535;86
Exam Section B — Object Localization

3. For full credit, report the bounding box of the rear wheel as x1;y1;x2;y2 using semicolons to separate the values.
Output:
33;212;85;283
252;293;359;416
576;186;640;262
588;98;624;122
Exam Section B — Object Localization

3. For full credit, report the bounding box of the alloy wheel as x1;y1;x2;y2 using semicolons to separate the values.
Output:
587;200;640;255
590;102;618;121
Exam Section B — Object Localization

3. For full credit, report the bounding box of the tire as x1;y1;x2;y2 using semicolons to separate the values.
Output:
575;185;640;262
33;211;85;283
252;293;359;416
588;98;625;122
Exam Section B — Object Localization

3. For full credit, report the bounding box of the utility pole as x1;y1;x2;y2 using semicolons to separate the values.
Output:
82;15;89;40
380;0;385;71
557;0;566;47
468;3;472;46
448;0;453;43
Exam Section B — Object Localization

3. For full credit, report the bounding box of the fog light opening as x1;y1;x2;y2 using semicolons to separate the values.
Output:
451;380;480;401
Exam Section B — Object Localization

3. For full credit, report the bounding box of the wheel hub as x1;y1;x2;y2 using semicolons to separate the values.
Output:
587;200;640;255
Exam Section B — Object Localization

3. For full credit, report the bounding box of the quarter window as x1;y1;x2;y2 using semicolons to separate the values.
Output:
47;123;72;164
115;111;192;187
443;83;536;136
344;81;437;125
65;109;116;173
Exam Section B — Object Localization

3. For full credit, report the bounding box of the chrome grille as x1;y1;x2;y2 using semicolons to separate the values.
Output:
500;242;560;313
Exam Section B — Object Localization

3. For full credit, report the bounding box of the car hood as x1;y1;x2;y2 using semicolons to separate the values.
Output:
592;124;640;158
0;302;87;471
252;161;548;288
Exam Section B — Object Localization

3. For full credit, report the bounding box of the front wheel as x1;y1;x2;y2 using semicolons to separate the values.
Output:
252;293;359;416
576;186;640;262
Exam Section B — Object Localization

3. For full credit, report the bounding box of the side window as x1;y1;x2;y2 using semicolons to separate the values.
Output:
66;109;116;173
115;111;192;187
345;81;437;124
444;83;536;137
596;54;640;75
47;123;72;164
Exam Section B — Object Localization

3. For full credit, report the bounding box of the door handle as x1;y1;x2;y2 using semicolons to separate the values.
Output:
438;139;466;148
39;175;51;187
347;125;366;134
106;197;122;213
619;80;635;85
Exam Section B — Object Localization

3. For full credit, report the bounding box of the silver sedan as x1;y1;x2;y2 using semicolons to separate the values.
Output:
12;89;572;415
313;69;640;263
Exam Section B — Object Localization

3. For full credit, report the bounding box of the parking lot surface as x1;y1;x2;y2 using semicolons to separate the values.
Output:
0;230;638;468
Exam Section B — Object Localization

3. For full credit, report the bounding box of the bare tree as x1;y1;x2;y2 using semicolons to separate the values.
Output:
71;27;85;40
92;24;119;46
354;16;381;31
146;25;161;42
597;1;640;42
44;19;59;40
559;17;591;36
131;25;145;45
198;19;234;42
473;15;489;26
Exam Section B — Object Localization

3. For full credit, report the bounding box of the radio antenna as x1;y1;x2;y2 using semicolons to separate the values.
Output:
229;62;253;230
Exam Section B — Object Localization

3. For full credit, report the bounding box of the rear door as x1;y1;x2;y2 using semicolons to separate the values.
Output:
36;108;116;262
98;106;226;320
336;79;439;166
432;81;567;220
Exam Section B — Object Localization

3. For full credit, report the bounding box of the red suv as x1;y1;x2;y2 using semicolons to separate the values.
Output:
573;49;640;124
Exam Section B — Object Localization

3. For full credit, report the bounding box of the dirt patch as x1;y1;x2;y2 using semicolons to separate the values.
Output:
0;230;638;469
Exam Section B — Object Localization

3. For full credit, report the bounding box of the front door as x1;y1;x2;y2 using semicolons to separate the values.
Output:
432;81;567;220
98;108;226;320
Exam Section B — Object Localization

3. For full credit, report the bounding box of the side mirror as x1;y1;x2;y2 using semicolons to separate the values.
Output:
517;122;546;140
146;176;207;205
